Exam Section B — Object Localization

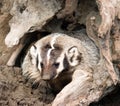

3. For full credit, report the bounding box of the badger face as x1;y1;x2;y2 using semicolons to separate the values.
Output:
22;34;82;81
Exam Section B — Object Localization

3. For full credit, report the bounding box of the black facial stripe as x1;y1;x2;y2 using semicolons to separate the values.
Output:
36;53;44;70
41;62;44;68
29;52;32;60
36;54;39;68
33;44;37;49
63;54;69;71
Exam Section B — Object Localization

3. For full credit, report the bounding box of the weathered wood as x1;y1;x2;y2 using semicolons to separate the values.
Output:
86;0;120;84
5;0;61;48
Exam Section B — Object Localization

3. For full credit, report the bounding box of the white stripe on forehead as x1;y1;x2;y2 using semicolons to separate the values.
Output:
47;34;61;64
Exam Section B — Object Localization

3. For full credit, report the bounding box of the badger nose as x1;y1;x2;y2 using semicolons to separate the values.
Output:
42;74;52;81
42;73;55;81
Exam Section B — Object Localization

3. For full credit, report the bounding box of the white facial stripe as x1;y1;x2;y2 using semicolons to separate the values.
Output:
47;49;52;64
47;34;61;64
37;47;42;72
30;46;37;66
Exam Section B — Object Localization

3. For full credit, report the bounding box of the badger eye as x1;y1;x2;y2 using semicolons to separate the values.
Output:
53;63;59;68
45;44;51;49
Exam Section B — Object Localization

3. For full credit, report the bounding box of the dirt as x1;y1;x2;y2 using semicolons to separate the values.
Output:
0;66;55;106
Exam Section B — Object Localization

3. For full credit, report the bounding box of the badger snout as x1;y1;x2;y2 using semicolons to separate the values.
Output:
41;69;56;81
42;74;52;81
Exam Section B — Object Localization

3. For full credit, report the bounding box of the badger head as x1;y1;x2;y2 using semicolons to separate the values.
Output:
22;33;82;82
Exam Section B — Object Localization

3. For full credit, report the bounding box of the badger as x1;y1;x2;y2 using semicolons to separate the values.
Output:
22;32;114;106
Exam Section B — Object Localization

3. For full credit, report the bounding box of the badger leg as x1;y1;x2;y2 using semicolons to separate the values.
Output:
52;69;96;106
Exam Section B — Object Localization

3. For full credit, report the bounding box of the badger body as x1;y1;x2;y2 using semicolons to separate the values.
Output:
22;32;99;80
22;32;113;106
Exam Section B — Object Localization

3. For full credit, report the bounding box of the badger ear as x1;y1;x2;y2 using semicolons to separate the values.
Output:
67;46;81;66
29;45;37;65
